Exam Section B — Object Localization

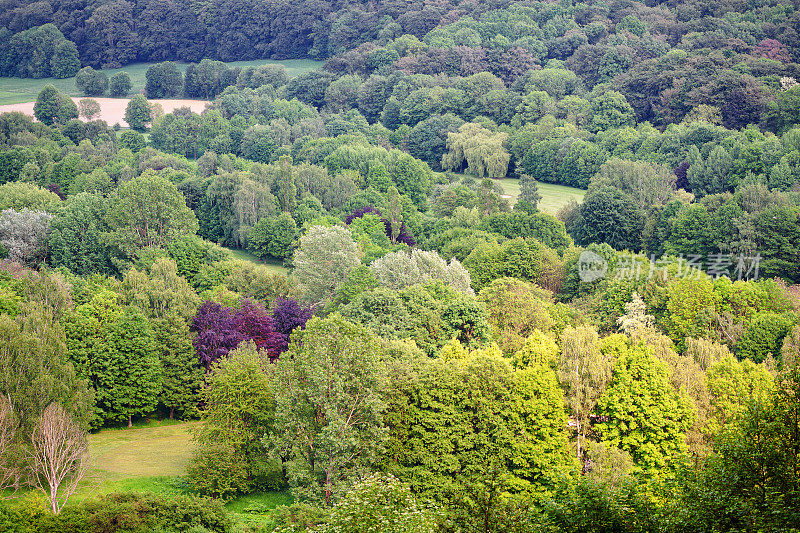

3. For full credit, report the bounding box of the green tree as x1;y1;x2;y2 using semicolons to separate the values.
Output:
47;193;114;276
321;473;439;533
96;311;162;427
50;41;81;79
124;95;153;132
442;123;510;178
517;174;542;212
75;67;109;96
0;309;93;458
106;172;198;259
572;186;644;251
109;72;133;97
558;325;611;461
145;61;184;98
595;343;694;474
588;91;636;133
247;213;298;260
188;342;277;497
292;225;362;304
272;315;386;504
33;85;77;125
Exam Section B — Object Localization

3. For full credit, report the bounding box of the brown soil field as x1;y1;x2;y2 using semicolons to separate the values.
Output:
0;97;209;127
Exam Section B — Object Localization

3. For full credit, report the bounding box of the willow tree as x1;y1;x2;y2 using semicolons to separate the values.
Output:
442;123;510;178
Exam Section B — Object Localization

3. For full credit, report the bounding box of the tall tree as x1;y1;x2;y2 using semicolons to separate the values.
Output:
558;325;612;462
105;172;198;260
272;315;386;504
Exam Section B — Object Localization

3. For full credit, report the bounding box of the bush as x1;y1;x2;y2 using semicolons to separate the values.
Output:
12;492;232;533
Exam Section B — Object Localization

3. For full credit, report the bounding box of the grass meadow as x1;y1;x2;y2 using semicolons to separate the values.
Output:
0;420;293;527
496;178;586;215
0;59;323;105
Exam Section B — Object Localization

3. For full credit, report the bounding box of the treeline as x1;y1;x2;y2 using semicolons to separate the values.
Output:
2;0;800;78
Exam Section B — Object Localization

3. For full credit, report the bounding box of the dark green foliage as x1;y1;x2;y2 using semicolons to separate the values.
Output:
145;61;184;98
109;72;133;97
75;67;108;96
51;41;81;79
1;24;77;78
570;187;644;251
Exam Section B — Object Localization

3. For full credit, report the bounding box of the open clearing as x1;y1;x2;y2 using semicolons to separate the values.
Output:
227;247;290;275
0;58;323;105
0;97;209;127
497;178;586;215
70;420;291;524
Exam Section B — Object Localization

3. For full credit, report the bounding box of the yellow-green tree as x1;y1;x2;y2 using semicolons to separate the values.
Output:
442;123;510;178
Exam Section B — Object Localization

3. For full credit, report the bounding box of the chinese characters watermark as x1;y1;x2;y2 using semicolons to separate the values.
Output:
578;252;762;282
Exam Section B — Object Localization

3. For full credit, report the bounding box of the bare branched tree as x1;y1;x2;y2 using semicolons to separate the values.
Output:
0;395;18;495
27;403;88;514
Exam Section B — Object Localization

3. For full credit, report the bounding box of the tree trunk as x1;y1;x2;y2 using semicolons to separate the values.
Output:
127;414;132;428
169;407;174;420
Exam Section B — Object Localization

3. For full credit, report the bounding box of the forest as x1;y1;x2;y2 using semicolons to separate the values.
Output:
1;0;800;531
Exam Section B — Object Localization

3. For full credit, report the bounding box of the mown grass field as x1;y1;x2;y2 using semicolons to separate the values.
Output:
496;178;586;215
227;247;290;275
0;59;323;105
62;421;290;525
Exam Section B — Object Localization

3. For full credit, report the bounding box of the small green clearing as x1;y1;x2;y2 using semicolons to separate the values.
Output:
227;247;290;275
496;178;586;215
0;58;322;105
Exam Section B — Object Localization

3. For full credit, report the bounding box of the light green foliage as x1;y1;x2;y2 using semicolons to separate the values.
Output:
383;350;572;501
595;343;694;474
0;307;93;447
478;277;555;354
341;282;491;355
189;342;277;497
0;182;60;212
463;237;563;293
272;315;386;504
589;158;676;209
558;325;611;460
124;95;153;132
707;354;774;432
247;213;298;260
121;257;200;320
442;123;510;178
369;249;473;294
292;225;362;304
106;171;199;260
320;473;440;533
588;91;636;132
513;330;559;368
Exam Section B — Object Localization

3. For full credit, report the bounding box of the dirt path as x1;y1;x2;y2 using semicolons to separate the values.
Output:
0;97;209;127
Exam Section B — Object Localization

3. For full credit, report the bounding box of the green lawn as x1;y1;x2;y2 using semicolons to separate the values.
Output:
0;58;322;105
496;178;585;215
227;247;290;275
66;420;290;525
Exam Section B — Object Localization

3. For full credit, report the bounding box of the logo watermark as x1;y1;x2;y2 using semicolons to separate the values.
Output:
579;252;762;282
